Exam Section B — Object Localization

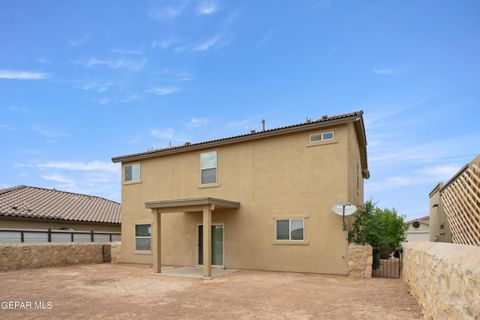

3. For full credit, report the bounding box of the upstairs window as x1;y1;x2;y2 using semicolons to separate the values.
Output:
310;131;335;143
125;163;141;182
276;218;304;241
200;151;217;184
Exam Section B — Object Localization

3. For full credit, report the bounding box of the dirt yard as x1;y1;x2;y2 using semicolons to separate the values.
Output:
0;264;421;319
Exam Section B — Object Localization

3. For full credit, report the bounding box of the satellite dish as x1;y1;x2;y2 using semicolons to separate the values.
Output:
331;202;357;216
331;201;357;230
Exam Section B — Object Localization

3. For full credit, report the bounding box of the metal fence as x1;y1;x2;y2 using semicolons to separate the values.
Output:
0;228;121;244
372;258;402;278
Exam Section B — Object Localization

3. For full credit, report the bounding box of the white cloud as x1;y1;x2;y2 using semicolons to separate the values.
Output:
146;86;178;96
193;35;220;52
111;46;146;55
151;128;176;140
26;160;118;174
69;33;90;46
254;29;274;51
120;93;142;103
147;1;188;21
151;128;188;143
151;38;184;50
33;125;69;138
37;57;50;64
0;124;15;131
97;97;110;105
78;81;115;93
80;58;146;71
197;0;218;15
186;118;209;128
372;66;406;75
176;71;193;81
41;173;75;185
422;164;461;181
0;69;50;80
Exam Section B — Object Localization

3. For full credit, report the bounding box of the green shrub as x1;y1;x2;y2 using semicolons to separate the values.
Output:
349;200;408;258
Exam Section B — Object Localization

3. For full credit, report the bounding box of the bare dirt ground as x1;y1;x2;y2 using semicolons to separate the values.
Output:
0;264;421;320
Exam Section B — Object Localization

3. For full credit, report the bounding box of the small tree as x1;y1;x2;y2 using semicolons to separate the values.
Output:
349;200;408;258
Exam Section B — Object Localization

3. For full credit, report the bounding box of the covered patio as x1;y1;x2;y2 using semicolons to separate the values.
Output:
145;197;240;279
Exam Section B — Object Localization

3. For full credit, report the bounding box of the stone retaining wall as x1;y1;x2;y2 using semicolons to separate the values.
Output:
403;242;480;319
0;242;111;271
110;241;122;263
347;243;372;279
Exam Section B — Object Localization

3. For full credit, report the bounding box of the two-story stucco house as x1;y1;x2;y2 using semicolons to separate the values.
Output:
112;111;369;277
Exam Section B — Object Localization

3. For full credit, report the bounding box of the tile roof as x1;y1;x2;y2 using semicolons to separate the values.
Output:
112;110;368;169
0;185;121;224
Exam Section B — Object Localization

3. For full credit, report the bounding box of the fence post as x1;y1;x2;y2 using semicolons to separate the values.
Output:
109;234;112;242
71;232;74;242
20;231;24;243
91;230;94;242
48;229;52;242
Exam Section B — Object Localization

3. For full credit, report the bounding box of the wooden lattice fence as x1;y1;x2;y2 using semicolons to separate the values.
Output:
441;156;480;246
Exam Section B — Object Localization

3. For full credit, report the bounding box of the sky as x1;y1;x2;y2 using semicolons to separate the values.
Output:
0;0;479;220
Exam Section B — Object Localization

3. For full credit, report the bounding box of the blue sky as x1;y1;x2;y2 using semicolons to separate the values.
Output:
1;0;479;220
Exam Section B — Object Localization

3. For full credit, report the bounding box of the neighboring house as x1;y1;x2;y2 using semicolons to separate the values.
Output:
405;216;430;242
430;154;480;246
112;111;369;277
0;185;121;242
429;183;452;243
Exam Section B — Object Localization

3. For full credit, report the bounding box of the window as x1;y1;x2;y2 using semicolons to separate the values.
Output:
200;151;217;184
125;164;141;182
276;218;304;241
135;224;151;251
310;132;335;143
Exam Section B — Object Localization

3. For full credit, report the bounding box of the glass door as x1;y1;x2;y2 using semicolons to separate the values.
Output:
198;225;224;266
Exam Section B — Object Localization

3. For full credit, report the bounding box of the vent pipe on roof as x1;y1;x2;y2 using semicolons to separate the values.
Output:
306;117;312;123
322;115;328;120
262;119;266;131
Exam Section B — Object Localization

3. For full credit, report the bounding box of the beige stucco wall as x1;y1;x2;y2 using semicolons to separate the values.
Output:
120;123;365;275
0;243;110;271
428;186;452;243
403;242;480;319
0;218;121;233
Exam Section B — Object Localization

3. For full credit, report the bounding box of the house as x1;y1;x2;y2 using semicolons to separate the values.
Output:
429;154;480;245
0;185;121;243
112;111;369;277
405;216;430;242
429;183;453;243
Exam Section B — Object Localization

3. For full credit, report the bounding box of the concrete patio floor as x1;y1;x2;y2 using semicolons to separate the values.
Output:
0;263;422;319
158;265;238;278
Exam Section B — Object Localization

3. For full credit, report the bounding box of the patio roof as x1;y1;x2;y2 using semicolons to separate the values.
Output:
145;197;240;212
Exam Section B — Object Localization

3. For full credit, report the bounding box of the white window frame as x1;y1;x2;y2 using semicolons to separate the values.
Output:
134;224;151;252
200;151;217;185
124;163;141;183
275;218;305;241
309;131;335;143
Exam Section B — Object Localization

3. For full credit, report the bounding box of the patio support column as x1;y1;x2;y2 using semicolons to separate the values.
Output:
202;204;212;278
152;209;162;273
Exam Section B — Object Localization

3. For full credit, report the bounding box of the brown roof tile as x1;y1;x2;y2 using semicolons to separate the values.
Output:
0;185;121;224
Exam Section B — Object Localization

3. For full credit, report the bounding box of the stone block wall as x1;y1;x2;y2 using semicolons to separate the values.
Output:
110;241;122;263
0;243;111;272
403;242;480;319
347;243;372;279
